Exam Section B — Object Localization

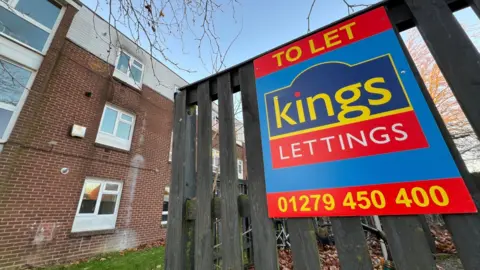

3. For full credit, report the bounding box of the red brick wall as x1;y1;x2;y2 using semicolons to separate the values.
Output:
0;5;173;269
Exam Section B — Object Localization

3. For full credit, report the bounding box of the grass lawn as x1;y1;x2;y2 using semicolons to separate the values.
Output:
42;246;165;270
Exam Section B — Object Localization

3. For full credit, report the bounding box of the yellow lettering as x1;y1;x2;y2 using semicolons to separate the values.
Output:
365;77;392;106
309;39;325;54
307;94;334;121
296;99;306;123
272;51;285;67
339;22;356;40
286;46;302;62
334;83;370;122
274;96;297;128
324;29;341;48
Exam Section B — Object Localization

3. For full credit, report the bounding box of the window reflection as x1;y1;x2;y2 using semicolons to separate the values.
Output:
15;0;61;29
0;59;31;106
79;182;101;214
0;6;49;51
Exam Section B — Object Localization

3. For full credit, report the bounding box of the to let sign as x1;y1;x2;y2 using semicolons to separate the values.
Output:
253;7;477;218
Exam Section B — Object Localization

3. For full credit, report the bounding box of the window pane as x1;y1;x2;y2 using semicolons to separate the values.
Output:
0;60;31;106
0;6;49;51
116;121;131;140
120;114;133;122
129;66;142;83
15;0;61;29
79;182;101;214
116;53;130;74
105;183;119;191
0;108;13;139
133;60;143;68
100;107;117;134
98;194;117;215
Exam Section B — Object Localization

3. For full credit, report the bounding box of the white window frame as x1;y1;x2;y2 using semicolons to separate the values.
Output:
113;50;145;89
168;132;173;162
95;104;136;151
71;178;123;233
0;0;66;55
212;149;220;173
237;159;244;180
212;111;219;131
0;57;36;143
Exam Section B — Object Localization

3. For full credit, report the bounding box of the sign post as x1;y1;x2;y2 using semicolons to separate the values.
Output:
253;7;477;218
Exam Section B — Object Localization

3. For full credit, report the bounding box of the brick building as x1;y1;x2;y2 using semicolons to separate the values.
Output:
0;0;246;269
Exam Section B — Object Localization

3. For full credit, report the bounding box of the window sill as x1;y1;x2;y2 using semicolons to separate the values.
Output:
69;229;116;238
94;142;131;154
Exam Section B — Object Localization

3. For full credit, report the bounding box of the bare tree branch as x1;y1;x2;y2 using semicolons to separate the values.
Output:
307;0;317;33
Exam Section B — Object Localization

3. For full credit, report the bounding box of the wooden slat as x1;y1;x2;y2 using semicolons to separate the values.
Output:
218;72;243;269
287;218;322;270
418;215;436;254
183;107;197;269
389;3;480;268
165;91;188;270
239;63;279;269
194;81;214;270
330;217;373;269
380;216;436;269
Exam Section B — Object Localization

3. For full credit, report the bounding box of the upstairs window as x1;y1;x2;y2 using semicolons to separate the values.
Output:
72;178;123;232
0;58;33;142
0;0;62;53
113;51;144;89
96;104;136;151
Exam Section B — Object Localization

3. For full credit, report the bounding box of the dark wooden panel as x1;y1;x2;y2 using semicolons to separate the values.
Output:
218;72;243;269
418;215;436;254
194;81;214;270
195;81;213;270
184;108;197;270
330;217;373;269
381;216;436;270
165;91;188;270
287;218;322;270
392;2;480;268
239;63;279;269
187;195;251;220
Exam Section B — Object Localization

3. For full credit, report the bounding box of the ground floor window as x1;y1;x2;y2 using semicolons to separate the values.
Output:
71;178;123;233
161;186;169;227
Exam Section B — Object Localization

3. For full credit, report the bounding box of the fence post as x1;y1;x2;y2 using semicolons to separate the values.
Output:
330;217;373;269
399;1;480;268
195;81;214;270
381;216;436;269
287;219;322;270
184;107;197;270
165;91;188;270
218;72;243;269
240;63;279;270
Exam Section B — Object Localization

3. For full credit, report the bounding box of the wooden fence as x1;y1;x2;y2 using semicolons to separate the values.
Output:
165;0;480;269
